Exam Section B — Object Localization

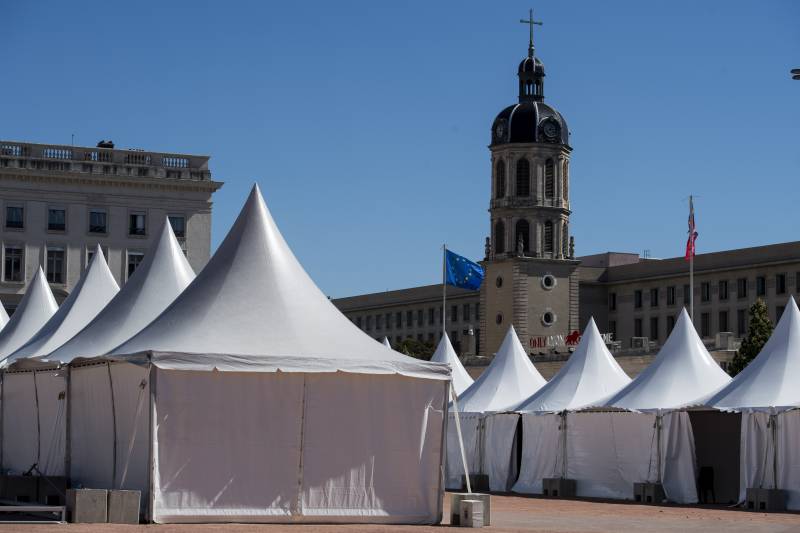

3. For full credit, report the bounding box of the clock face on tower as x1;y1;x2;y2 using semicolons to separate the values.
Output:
541;119;559;141
494;120;507;142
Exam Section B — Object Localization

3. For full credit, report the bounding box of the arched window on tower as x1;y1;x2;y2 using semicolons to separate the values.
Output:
516;158;530;197
515;219;530;254
495;160;506;199
494;220;506;255
562;223;569;257
543;220;553;255
545;158;554;199
562;160;569;202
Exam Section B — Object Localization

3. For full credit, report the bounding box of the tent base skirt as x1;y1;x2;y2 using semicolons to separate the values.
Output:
153;511;439;525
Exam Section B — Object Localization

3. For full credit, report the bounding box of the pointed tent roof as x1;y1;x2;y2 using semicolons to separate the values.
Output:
456;325;546;413
603;308;731;411
0;268;58;361
515;318;631;413
0;300;9;332
5;246;119;363
708;297;800;412
431;333;474;396
107;185;448;381
41;221;195;364
381;336;391;349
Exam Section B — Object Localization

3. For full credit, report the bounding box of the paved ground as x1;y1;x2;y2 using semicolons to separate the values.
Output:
0;493;798;532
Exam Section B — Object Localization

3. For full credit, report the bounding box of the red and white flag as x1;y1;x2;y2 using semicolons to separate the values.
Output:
685;196;698;261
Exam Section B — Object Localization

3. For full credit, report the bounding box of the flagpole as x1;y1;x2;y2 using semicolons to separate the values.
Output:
442;244;447;338
689;195;694;322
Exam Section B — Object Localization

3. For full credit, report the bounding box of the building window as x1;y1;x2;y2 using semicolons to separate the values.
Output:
515;219;530;253
475;302;480;320
89;209;107;233
701;312;710;338
385;313;391;330
634;318;643;338
5;205;23;229
777;306;785;321
667;315;675;334
701;282;710;302
376;314;383;330
366;316;373;331
406;310;413;327
87;246;108;267
650;288;659;307
127;251;144;278
417;309;423;327
562;160;569;201
737;278;748;299
463;303;470;321
395;312;402;328
776;273;786;295
495;160;506;198
494;220;505;255
719;310;729;332
797;272;800;294
650;317;659;341
129;213;146;236
451;305;458;322
737;309;747;336
48;208;66;231
719;280;729;301
4;246;23;282
634;290;642;309
667;286;676;306
46;247;65;284
543;220;554;255
756;276;766;297
417;333;423;342
609;292;617;311
428;308;435;325
516;158;530;197
544;158;554;199
683;284;691;306
168;215;186;239
356;316;362;329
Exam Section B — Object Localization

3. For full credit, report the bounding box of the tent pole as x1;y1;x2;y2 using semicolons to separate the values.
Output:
771;413;778;490
64;366;71;482
561;411;568;479
147;363;156;523
449;384;472;494
33;370;41;471
656;412;663;484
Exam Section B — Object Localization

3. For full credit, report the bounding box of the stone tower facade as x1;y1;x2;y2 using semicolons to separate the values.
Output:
479;31;580;357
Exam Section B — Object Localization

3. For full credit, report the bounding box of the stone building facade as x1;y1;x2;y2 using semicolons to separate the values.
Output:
0;139;222;310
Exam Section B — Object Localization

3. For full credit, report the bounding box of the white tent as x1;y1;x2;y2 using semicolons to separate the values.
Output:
5;245;119;362
445;326;545;489
510;319;631;494
43;221;195;364
69;185;450;524
0;301;9;332
553;309;731;504
0;268;58;361
431;333;473;396
708;296;800;509
381;336;391;349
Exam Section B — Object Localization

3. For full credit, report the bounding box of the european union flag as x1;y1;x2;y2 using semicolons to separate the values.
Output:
445;249;484;290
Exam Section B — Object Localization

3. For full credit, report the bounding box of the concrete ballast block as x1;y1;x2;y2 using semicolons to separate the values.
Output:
461;474;490;493
633;482;665;504
451;493;491;526
542;477;576;498
66;489;108;523
460;499;484;528
38;476;68;506
746;487;787;512
0;475;38;503
108;490;141;524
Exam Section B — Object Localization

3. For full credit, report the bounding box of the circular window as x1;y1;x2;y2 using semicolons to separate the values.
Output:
541;311;557;327
495;313;503;325
541;274;557;290
496;276;504;288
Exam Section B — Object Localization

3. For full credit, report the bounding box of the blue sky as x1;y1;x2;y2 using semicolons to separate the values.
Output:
3;1;798;298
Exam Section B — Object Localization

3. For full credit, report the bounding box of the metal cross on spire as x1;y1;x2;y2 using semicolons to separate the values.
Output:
519;8;543;58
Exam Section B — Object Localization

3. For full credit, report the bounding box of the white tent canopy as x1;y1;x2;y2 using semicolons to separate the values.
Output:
381;336;391;348
42;221;195;364
71;185;449;524
5;246;119;363
603;308;731;411
0;268;58;361
708;297;800;412
0;300;9;332
515;318;631;413
431;333;473;396
456;325;546;413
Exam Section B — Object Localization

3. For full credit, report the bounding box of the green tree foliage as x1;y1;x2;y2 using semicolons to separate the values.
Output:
396;338;436;360
729;299;773;376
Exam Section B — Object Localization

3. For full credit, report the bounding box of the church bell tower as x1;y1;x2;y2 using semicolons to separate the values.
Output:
479;11;580;357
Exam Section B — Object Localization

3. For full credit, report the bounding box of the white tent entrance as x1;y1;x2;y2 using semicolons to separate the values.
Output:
0;368;66;476
688;410;741;504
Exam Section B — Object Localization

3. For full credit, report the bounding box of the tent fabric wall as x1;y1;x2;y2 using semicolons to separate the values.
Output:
512;414;561;494
1;370;66;476
69;364;115;489
740;410;800;510
152;369;446;524
445;412;482;490
566;412;697;503
481;413;520;492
